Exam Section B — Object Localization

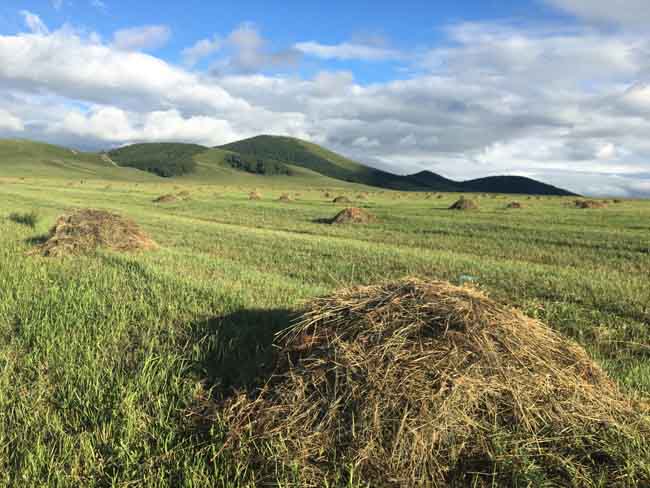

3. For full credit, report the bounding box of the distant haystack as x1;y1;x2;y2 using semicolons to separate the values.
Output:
35;209;157;257
330;207;375;224
332;196;351;204
506;201;523;209
278;193;293;202
220;279;649;486
574;200;607;209
249;191;262;200
153;194;177;204
449;197;478;210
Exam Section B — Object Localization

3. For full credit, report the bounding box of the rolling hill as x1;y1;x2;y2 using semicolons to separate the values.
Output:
0;139;156;181
0;136;577;195
218;135;577;195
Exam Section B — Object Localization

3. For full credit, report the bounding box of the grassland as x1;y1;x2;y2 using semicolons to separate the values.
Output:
0;173;649;486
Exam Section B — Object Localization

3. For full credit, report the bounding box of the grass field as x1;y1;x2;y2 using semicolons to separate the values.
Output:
1;175;649;486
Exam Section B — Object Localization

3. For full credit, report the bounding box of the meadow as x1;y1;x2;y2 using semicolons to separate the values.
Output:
1;175;649;486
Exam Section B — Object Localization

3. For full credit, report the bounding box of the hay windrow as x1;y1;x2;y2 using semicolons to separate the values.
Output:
219;278;650;487
35;209;157;257
330;207;375;224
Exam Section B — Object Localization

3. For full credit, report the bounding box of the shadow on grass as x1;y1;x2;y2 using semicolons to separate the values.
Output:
312;217;334;224
188;308;297;396
24;234;49;246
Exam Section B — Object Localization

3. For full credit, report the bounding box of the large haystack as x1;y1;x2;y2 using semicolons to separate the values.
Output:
330;207;375;224
449;197;478;210
221;279;650;486
36;209;157;257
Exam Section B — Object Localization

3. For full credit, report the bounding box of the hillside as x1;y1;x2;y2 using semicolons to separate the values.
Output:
0;139;156;181
0;137;577;195
107;143;207;177
219;135;427;191
218;135;576;195
461;175;575;196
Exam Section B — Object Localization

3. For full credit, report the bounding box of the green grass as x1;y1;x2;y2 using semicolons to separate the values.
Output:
0;177;648;486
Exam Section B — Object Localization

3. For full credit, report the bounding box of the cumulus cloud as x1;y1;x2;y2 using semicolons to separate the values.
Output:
545;0;650;26
20;11;49;35
294;41;402;61
182;36;221;67
214;23;301;73
112;25;171;51
0;109;24;132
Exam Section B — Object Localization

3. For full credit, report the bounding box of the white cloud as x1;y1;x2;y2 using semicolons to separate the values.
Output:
294;41;402;61
545;0;650;26
112;25;171;51
20;11;49;35
214;23;301;73
182;36;221;67
91;0;107;10
0;109;24;132
51;0;64;10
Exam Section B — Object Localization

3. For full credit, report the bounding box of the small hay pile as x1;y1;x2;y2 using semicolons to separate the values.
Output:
330;207;375;224
333;196;351;204
221;279;650;486
506;201;523;209
278;193;293;202
153;194;177;204
575;199;607;209
449;197;478;210
35;209;157;257
249;191;262;200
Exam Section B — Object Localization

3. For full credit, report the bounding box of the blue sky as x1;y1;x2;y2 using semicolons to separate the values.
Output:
1;0;650;196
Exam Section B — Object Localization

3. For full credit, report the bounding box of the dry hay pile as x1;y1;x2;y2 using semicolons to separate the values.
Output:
249;191;262;200
575;199;607;209
506;201;523;209
330;207;375;225
153;194;177;204
449;197;478;210
35;209;157;257
278;193;293;202
333;196;351;204
221;279;650;487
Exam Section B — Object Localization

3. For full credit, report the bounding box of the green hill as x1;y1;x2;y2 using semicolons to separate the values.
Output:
107;143;207;177
218;135;576;195
0;137;578;196
218;135;426;190
0;139;155;181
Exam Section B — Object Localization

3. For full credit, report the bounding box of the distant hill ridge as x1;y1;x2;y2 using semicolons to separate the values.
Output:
0;136;577;195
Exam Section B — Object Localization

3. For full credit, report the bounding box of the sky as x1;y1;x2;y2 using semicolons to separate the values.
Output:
1;1;650;196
